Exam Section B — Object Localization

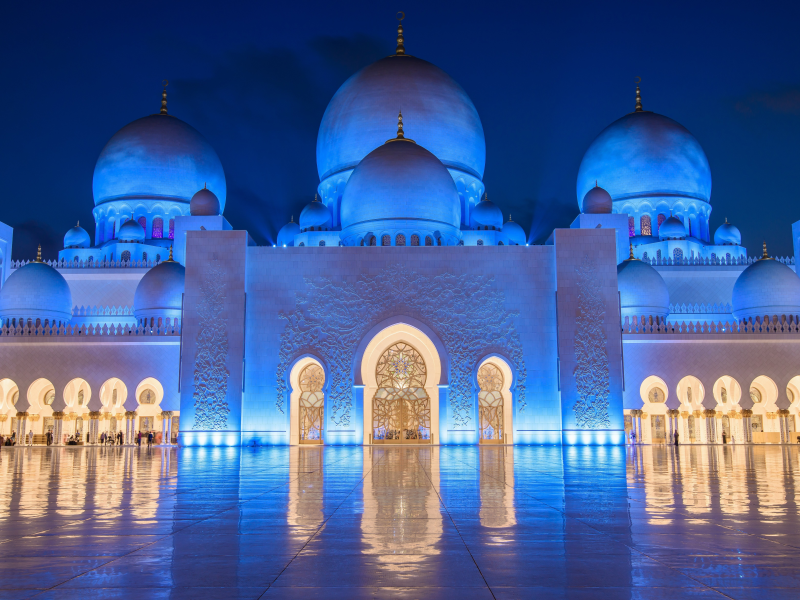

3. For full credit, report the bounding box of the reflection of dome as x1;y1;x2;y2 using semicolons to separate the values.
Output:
64;223;91;248
277;216;300;246
502;216;526;245
118;219;145;243
713;219;741;245
576;98;711;210
0;253;72;323
659;215;686;240
317;55;485;182
299;196;332;232
470;196;503;230
617;255;670;320
582;185;613;214
189;186;221;216
732;248;800;321
339;132;460;245
134;253;186;321
93;114;227;211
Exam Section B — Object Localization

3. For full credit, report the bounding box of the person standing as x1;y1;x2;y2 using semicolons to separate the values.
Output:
722;431;727;444
674;430;679;446
28;430;33;446
137;431;142;446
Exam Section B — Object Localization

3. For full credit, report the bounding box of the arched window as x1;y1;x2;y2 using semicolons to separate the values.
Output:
112;389;117;405
77;390;84;406
319;240;325;246
373;342;430;443
44;390;54;405
656;249;662;262
155;254;161;263
299;242;305;247
657;214;666;230
641;215;652;236
642;252;648;262
168;219;175;240
369;236;376;246
628;216;635;237
299;363;325;444
139;389;155;405
478;363;504;443
711;252;717;263
410;234;420;246
726;252;731;264
87;256;94;264
425;236;433;246
381;234;390;246
137;216;147;231
142;252;148;262
396;234;406;246
152;218;163;239
73;256;79;264
121;251;131;262
498;241;504;246
673;248;683;262
477;239;484;246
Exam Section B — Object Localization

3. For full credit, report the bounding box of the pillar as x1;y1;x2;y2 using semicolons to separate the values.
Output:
52;411;64;446
630;409;643;444
778;409;790;443
89;412;100;445
161;411;172;445
742;409;753;443
15;411;28;446
124;411;136;445
703;410;717;444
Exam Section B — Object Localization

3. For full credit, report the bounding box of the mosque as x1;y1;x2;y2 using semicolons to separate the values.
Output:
1;18;800;448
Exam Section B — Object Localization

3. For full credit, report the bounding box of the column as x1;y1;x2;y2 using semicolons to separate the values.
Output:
15;411;28;446
88;412;100;445
161;411;172;445
632;410;643;444
742;409;752;443
125;411;137;445
778;409;790;443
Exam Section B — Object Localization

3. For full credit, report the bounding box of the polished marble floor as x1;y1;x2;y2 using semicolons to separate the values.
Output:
1;444;799;599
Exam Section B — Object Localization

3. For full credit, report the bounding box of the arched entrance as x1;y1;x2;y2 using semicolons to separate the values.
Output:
476;358;513;444
288;357;326;445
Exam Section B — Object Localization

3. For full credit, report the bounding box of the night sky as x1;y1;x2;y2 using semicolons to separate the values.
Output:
3;1;799;260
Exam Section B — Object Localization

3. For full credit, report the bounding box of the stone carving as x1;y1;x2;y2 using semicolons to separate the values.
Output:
278;267;526;427
192;261;230;430
573;257;611;429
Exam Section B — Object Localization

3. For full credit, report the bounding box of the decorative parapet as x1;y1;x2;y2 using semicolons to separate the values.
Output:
11;258;161;269
642;255;794;267
73;305;133;317
669;302;732;315
623;314;800;335
0;319;180;338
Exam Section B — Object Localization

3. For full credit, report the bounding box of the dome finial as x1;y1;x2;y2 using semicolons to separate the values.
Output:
634;77;643;112
167;245;174;262
508;214;513;222
395;12;405;55
386;111;415;144
762;241;771;260
290;215;294;223
482;193;488;202
628;242;638;261
36;245;42;263
313;193;320;202
160;79;169;115
77;220;80;227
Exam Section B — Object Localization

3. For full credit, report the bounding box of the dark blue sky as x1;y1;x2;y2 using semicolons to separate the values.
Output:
3;0;799;259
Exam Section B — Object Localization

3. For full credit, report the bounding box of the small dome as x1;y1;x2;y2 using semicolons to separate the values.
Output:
502;216;526;245
134;255;186;321
299;196;332;232
732;250;800;321
470;196;503;230
659;215;686;240
617;256;670;320
340;135;461;245
117;219;145;243
277;217;300;247
714;219;741;246
0;256;72;323
190;186;221;216
64;223;91;249
582;185;613;214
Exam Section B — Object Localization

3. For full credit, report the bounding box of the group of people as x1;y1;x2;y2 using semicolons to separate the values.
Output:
0;429;161;447
629;429;735;445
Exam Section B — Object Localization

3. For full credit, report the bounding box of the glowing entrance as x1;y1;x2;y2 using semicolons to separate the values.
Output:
372;342;431;443
298;364;324;444
478;363;504;443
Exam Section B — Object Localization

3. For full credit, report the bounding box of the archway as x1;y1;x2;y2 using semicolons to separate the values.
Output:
0;378;19;436
288;357;326;445
677;376;704;443
749;375;778;441
476;357;513;444
135;377;164;436
639;375;669;443
63;378;92;440
360;323;442;444
100;378;127;440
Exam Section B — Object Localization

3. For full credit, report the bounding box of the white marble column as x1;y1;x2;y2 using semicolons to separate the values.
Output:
52;412;64;446
15;412;28;446
742;410;753;443
161;411;172;445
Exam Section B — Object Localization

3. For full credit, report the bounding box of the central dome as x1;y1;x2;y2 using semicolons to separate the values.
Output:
577;110;711;211
93;114;227;211
339;138;460;245
317;55;485;182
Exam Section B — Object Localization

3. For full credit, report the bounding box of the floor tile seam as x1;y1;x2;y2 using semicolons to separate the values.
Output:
448;455;737;600
23;454;359;596
414;450;497;600
263;451;389;592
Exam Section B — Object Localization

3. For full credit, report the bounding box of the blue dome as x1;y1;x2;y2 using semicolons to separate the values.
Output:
299;197;332;231
732;255;800;321
277;217;300;246
502;217;526;245
93;114;227;211
190;186;221;216
118;219;145;243
582;185;613;214
470;196;503;230
714;220;741;245
659;215;686;240
317;56;485;183
64;223;91;249
577;110;711;211
617;258;670;320
134;258;186;321
0;260;72;323
340;138;461;245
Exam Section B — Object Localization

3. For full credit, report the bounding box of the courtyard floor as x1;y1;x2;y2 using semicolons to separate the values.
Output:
0;444;799;599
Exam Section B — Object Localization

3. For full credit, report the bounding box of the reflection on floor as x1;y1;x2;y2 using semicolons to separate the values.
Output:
1;445;800;599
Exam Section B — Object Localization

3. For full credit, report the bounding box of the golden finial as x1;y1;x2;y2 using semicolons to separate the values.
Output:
634;77;643;112
386;111;415;144
290;215;294;223
482;193;489;202
203;182;207;189
36;245;42;262
762;241;769;260
160;79;169;115
395;12;405;55
167;245;174;262
313;193;320;202
508;214;513;222
629;242;636;260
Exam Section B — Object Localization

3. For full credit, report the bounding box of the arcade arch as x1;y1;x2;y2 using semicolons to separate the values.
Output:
288;357;326;445
677;376;704;408
712;376;741;407
477;357;513;444
135;377;164;434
